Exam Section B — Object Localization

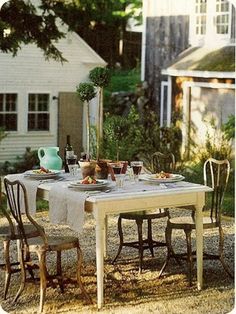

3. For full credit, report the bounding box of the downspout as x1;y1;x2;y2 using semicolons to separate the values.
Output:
167;76;172;127
141;0;148;81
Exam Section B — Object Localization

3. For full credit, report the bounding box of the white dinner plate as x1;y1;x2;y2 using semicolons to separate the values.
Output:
24;169;61;179
68;180;108;190
140;173;185;183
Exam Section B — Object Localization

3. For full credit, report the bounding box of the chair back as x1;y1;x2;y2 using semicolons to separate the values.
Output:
203;158;230;222
3;178;47;245
151;152;175;173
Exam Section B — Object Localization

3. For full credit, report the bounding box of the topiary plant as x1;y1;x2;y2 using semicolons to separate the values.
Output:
89;67;110;160
76;82;96;159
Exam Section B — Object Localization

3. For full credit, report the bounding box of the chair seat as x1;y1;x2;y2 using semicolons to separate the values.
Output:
168;216;219;229
120;209;169;220
26;235;80;251
0;224;39;240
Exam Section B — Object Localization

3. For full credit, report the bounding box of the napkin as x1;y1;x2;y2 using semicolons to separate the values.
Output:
49;183;87;233
5;173;41;215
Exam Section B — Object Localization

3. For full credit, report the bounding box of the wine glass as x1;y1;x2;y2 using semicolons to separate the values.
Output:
130;161;143;182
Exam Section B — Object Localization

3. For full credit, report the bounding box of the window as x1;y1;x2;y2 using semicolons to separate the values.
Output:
195;0;207;35
190;0;231;45
0;93;17;131
28;94;49;131
215;0;229;34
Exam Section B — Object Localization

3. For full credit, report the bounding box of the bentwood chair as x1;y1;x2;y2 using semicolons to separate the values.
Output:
159;158;234;285
112;152;175;273
4;178;92;313
0;177;39;299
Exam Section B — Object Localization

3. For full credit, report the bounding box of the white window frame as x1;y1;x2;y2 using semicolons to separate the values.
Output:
0;93;18;132
160;77;172;127
27;93;50;132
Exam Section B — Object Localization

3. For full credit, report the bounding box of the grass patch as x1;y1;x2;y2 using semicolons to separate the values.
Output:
104;67;141;112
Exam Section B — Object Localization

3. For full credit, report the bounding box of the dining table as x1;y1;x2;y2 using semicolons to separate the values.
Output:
6;171;212;310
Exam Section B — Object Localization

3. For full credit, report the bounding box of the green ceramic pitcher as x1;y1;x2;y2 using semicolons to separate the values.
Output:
38;147;62;170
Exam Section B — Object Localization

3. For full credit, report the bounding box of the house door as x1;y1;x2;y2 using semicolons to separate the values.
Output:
58;92;83;158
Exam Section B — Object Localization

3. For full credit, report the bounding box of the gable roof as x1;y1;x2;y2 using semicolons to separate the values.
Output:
162;46;235;78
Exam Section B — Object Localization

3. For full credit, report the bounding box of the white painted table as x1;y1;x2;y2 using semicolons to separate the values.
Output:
37;180;212;309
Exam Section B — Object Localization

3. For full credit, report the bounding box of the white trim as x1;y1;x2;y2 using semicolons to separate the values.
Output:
167;76;172;127
161;69;235;78
160;81;168;126
160;78;172;127
183;80;235;89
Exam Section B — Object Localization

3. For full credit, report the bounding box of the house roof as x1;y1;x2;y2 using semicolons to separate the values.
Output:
162;46;235;78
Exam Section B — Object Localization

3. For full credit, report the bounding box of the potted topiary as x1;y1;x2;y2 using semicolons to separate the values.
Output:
76;82;97;177
89;67;111;178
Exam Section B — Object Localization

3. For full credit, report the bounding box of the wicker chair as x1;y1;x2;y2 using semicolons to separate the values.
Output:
159;158;234;285
112;152;176;273
4;178;92;313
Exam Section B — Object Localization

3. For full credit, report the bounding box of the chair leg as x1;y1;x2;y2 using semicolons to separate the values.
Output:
76;246;92;304
14;249;27;303
136;219;144;273
218;226;234;278
159;226;171;277
3;240;11;300
147;218;154;257
112;216;124;264
185;228;193;286
56;251;64;293
37;251;47;314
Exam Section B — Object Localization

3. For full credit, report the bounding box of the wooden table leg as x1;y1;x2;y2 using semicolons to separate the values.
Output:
195;192;205;290
96;212;105;309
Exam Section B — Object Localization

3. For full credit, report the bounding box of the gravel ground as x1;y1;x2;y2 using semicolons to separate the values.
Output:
0;209;234;314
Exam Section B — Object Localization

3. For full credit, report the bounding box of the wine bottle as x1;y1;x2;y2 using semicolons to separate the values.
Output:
64;135;74;173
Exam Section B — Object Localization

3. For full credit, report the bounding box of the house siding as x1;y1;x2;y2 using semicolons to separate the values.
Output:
145;15;189;112
0;30;106;164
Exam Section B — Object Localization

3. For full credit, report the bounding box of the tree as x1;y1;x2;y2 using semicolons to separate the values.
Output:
0;0;66;62
89;67;110;160
76;82;96;160
0;0;142;64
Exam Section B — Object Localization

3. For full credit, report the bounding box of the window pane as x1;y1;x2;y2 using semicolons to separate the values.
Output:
0;114;17;131
38;113;49;130
5;94;17;111
5;114;17;130
28;114;36;130
28;113;49;131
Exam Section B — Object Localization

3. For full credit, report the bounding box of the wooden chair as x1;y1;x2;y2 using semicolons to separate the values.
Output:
4;177;92;313
112;152;176;273
0;177;40;299
159;158;234;285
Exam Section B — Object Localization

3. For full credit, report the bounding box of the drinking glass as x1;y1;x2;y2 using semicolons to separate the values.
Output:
130;161;143;182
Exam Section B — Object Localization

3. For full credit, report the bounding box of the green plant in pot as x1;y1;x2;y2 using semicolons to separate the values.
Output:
76;82;97;177
89;66;111;178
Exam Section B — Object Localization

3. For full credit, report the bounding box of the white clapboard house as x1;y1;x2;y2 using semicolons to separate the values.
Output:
0;18;106;164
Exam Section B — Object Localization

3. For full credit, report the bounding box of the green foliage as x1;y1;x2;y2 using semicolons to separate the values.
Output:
222;114;235;140
196;118;233;163
104;68;141;112
0;0;66;62
89;67;111;87
76;82;96;102
0;147;39;175
102;105;142;161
